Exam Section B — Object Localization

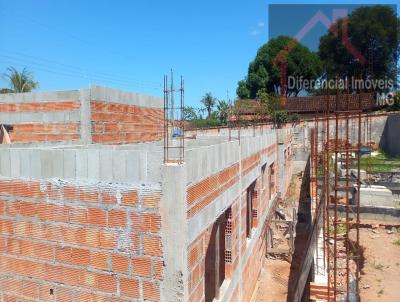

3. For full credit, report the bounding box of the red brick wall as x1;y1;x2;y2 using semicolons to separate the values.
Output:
10;123;81;143
187;197;241;301
186;145;278;302
187;164;239;219
90;101;163;144
1;101;81;143
239;177;270;302
0;179;163;302
186;144;277;221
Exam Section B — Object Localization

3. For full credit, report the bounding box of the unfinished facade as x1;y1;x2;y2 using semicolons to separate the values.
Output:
0;86;296;302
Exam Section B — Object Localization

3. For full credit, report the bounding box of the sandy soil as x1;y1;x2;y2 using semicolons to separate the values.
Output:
252;174;305;302
356;226;400;302
252;258;291;302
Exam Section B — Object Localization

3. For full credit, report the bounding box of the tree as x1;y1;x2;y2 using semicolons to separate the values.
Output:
1;67;39;93
200;92;216;119
237;80;250;99
318;5;399;89
183;106;198;121
387;91;400;111
216;100;230;125
237;36;322;98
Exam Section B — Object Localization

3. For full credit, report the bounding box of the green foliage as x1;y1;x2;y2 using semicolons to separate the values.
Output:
216;100;230;124
183;106;198;121
392;238;400;246
319;5;399;88
387;91;400;111
200;92;216;119
356;150;400;172
237;36;322;98
188;118;223;129
1;67;39;93
236;80;250;99
186;94;231;128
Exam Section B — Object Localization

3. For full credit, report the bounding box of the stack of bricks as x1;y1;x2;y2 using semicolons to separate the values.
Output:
0;179;163;302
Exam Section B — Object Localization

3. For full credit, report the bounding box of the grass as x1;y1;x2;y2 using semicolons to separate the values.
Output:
329;222;347;235
377;288;384;297
355;149;400;172
392;238;400;246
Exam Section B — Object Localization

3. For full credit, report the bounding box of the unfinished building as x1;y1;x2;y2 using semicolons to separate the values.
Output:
0;85;399;302
0;85;296;302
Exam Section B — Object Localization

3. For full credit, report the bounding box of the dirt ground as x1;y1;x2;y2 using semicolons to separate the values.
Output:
252;173;305;302
252;258;291;302
251;170;400;302
356;226;400;302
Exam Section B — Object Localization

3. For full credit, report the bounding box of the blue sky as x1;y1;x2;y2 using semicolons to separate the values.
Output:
0;1;398;107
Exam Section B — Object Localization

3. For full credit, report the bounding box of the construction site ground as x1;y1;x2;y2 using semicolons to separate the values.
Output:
354;224;400;302
252;166;400;302
252;172;309;302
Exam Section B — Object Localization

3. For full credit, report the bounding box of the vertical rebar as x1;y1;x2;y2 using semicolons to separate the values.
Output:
356;96;362;302
345;91;350;302
333;91;339;301
326;93;331;301
170;69;174;134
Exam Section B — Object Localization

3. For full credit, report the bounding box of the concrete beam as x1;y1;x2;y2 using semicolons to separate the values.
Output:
160;163;190;302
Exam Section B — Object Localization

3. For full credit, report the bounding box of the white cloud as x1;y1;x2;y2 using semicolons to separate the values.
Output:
250;29;260;36
249;21;266;36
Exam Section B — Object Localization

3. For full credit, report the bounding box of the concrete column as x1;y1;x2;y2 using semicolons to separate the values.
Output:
79;87;92;144
160;163;190;302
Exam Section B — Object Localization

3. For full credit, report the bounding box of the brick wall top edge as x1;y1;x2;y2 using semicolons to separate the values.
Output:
0;85;163;108
0;90;80;103
0;176;161;194
0;148;163;183
186;134;278;185
89;85;163;109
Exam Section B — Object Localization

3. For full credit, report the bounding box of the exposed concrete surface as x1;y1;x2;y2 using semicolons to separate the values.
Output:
380;113;400;156
334;204;400;223
355;185;394;207
160;163;189;302
0;146;163;183
79;88;92;144
89;84;163;108
0;89;80;103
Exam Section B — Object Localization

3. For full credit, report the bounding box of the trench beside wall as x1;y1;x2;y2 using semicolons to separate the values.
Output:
185;127;294;302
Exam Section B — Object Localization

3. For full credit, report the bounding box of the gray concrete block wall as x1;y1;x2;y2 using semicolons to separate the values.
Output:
0;146;163;183
0;90;80;103
380;113;400;156
304;113;389;148
185;131;277;186
89;84;163;108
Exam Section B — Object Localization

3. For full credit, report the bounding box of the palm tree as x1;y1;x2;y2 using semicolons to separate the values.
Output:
1;67;39;93
201;92;216;119
216;100;230;124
